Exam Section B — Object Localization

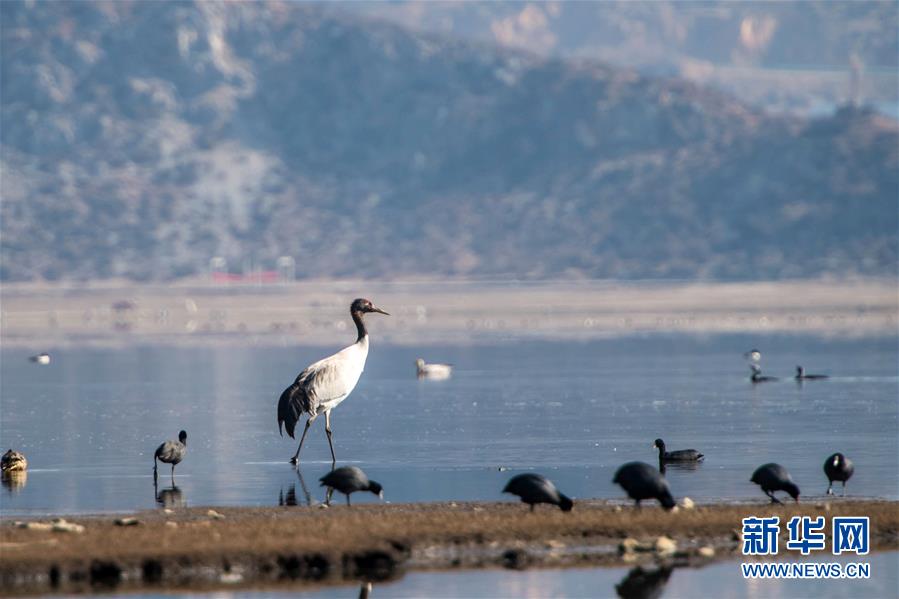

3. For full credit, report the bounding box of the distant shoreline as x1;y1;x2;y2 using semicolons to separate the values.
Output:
1;278;895;348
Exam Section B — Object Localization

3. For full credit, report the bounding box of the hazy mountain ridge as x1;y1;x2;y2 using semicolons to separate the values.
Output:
1;1;896;281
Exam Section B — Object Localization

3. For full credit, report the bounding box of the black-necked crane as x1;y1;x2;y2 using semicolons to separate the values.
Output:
277;298;389;465
154;430;187;482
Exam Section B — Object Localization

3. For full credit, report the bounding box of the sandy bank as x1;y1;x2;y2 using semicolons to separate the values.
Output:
2;499;897;595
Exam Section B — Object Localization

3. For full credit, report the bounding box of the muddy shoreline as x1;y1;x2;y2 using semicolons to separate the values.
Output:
2;499;896;595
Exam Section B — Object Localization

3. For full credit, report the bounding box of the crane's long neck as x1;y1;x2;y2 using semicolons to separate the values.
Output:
352;310;367;343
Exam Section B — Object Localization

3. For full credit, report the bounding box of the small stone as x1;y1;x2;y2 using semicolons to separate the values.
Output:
546;539;565;549
220;572;243;584
698;546;715;558
114;517;139;526
655;536;677;555
163;509;174;514
619;537;639;554
165;521;178;529
18;522;53;531
614;505;623;512
206;510;225;520
51;519;84;533
318;503;329;510
680;497;695;510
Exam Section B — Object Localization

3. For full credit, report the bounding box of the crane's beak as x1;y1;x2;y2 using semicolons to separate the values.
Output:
371;307;390;316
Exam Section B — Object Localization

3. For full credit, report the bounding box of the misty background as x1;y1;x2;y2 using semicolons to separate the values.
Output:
1;1;897;283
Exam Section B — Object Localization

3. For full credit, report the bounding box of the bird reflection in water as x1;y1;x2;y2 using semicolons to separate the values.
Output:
154;478;185;509
279;466;314;507
659;460;703;475
2;471;27;493
615;564;673;599
359;581;373;599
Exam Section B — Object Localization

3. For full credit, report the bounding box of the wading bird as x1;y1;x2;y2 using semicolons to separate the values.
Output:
750;463;800;503
653;438;704;463
278;299;389;465
823;453;854;495
502;473;573;512
319;466;383;506
415;358;452;380
613;462;676;509
154;430;187;482
795;366;828;381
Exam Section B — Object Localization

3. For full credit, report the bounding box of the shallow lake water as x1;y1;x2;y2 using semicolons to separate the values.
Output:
1;334;897;515
109;552;899;599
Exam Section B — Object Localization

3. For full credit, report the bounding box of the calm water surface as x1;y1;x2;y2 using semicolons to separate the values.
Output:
1;335;897;515
110;552;899;599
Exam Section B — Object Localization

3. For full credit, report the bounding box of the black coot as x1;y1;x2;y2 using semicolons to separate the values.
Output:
502;473;573;512
613;462;676;509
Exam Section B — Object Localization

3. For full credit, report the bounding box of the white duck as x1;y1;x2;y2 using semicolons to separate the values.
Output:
416;358;452;380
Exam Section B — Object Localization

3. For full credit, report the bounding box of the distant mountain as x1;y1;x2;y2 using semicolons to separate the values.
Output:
1;1;896;282
336;1;899;117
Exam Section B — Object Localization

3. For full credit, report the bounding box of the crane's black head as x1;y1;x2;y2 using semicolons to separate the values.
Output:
653;438;665;450
368;480;384;499
178;430;187;444
351;298;389;316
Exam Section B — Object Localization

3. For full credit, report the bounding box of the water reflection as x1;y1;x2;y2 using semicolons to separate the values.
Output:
358;581;373;599
155;481;186;509
660;460;702;474
615;564;672;599
279;467;314;507
2;471;27;493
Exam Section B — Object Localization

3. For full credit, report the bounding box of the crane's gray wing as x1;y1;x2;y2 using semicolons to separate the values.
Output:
277;355;360;438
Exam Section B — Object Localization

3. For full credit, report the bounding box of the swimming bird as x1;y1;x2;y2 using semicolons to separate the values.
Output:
28;353;50;365
613;462;676;509
502;473;573;512
653;439;703;463
750;364;778;383
415;358;452;380
795;366;828;381
750;463;800;503
823;453;854;496
154;430;187;482
1;449;27;473
319;466;383;506
278;299;388;465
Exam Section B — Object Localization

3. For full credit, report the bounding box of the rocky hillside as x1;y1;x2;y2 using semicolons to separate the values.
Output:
1;2;896;281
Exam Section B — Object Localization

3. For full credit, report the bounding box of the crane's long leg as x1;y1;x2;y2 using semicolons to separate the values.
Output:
324;411;337;466
153;457;158;481
766;490;782;504
826;481;833;495
290;419;313;465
